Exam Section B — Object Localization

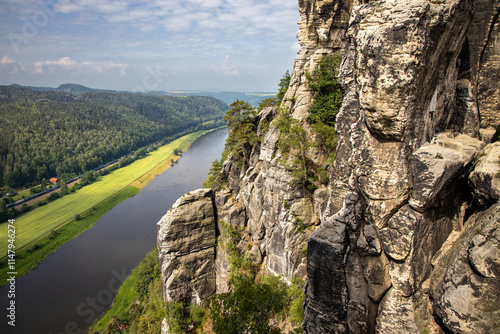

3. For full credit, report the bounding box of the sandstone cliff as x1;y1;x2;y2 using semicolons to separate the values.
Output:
157;0;500;333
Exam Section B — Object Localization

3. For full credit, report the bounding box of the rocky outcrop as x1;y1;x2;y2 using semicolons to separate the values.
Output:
468;0;500;142
156;0;500;333
284;0;361;122
469;142;500;205
214;105;318;281
156;189;217;304
431;202;500;333
410;133;485;212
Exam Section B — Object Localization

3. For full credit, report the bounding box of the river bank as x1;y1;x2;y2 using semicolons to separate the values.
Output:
0;128;221;285
0;127;228;334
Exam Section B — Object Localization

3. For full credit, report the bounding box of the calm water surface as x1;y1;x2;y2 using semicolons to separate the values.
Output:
0;128;227;334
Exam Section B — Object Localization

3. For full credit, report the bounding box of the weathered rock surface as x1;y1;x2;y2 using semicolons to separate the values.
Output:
284;0;361;122
431;203;500;333
161;318;168;334
380;205;421;262
155;1;500;333
473;0;500;141
410;133;485;211
302;0;500;333
470;142;500;206
375;288;419;334
156;189;216;304
304;192;360;333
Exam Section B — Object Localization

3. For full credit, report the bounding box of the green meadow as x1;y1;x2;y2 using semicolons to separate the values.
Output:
0;186;140;284
0;130;208;273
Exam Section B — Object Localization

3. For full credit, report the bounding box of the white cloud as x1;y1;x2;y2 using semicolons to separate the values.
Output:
0;55;16;64
49;0;298;41
290;42;301;52
3;57;127;76
215;54;240;76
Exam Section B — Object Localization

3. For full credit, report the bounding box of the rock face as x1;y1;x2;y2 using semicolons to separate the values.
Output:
470;142;500;205
303;0;500;333
431;203;500;334
156;0;500;333
156;189;217;304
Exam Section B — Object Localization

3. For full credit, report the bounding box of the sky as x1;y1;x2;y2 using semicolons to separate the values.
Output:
0;0;300;92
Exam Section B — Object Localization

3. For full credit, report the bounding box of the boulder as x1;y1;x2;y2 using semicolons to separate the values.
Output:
410;133;484;211
431;203;500;333
469;142;500;206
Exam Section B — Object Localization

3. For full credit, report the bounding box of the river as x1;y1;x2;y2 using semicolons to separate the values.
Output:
0;127;228;334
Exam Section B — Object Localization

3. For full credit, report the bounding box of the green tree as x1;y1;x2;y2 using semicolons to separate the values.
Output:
203;159;223;188
134;249;160;300
277;70;291;103
305;53;342;162
59;181;69;195
288;276;305;329
258;96;279;111
223;100;258;166
306;53;342;127
209;274;288;334
275;108;317;188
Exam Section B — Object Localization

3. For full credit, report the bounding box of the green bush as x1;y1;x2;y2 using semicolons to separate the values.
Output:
222;100;258;168
258;96;279;111
134;248;160;300
288;276;305;329
306;53;341;161
218;221;251;273
274;107;317;189
163;301;206;334
209;274;288;334
202;159;223;189
277;70;291;104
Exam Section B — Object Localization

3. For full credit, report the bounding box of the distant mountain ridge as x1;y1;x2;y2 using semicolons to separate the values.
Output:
56;83;116;94
10;83;116;94
8;84;276;106
162;91;276;106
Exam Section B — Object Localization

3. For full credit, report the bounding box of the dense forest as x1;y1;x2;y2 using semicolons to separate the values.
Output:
0;86;228;188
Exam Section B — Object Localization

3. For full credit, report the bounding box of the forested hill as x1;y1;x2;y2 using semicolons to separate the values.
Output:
0;85;229;188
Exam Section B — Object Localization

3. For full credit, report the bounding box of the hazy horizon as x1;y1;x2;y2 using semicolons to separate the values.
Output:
5;82;279;93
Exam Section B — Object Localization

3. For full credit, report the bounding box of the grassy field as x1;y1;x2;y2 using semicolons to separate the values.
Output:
0;130;208;262
0;186;140;284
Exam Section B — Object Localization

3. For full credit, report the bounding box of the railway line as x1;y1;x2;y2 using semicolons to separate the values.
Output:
5;159;120;209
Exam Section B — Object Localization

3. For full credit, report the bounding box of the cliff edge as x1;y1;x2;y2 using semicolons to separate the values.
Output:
157;0;500;333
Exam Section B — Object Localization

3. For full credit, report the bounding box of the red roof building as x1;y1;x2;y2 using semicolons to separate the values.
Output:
49;177;58;185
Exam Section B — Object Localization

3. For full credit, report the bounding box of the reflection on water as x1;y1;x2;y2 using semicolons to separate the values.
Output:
0;128;227;334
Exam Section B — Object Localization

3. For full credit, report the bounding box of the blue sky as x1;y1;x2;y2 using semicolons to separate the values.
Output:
0;0;300;92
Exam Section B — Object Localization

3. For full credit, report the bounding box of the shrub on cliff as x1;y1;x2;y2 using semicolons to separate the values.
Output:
277;70;291;104
209;274;288;334
222;100;258;167
306;53;341;161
